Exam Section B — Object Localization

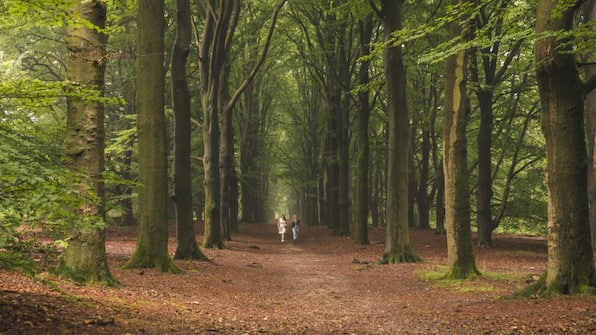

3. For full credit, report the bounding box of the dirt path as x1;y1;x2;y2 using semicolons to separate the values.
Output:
1;222;595;334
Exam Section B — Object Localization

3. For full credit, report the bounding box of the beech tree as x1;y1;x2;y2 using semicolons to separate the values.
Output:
353;13;374;245
442;0;479;278
526;0;595;295
471;0;527;247
171;0;206;260
221;0;286;236
584;0;596;261
373;0;420;263
198;0;286;248
57;0;117;285
123;0;179;272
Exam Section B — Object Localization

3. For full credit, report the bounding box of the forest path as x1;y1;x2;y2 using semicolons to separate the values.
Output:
3;221;592;335
191;222;440;333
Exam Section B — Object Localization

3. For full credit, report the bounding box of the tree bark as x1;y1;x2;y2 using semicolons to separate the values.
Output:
475;88;494;246
584;0;596;262
442;0;479;278
220;62;235;240
337;41;351;236
429;90;445;234
354;14;374;245
201;0;285;235
527;0;595;295
376;0;420;264
59;0;117;285
171;0;207;260
471;2;523;247
123;0;180;272
416;129;431;230
198;0;237;249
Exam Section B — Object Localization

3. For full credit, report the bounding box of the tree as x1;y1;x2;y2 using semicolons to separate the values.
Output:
584;0;596;262
123;0;179;272
287;1;354;234
282;18;326;227
171;0;207;260
103;1;138;227
373;0;420;264
526;0;595;295
442;0;479;278
198;0;286;247
57;0;117;285
353;13;374;245
236;5;290;224
471;0;527;247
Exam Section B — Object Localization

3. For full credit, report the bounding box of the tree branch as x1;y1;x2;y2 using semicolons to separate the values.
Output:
224;0;288;113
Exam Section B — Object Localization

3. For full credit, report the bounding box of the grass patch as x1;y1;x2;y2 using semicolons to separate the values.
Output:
498;250;544;258
482;271;526;281
415;267;525;293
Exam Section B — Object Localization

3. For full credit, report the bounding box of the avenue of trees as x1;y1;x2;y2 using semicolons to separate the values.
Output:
0;0;594;295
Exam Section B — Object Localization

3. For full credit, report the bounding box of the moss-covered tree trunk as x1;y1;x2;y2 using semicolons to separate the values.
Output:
529;0;595;295
171;0;207;260
123;0;179;272
442;0;479;279
376;0;420;264
59;0;117;286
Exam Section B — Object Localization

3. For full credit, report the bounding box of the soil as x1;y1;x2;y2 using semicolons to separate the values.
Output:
1;222;594;335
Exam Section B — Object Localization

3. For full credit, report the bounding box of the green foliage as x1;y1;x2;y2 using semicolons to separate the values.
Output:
0;251;36;276
0;0;72;30
0;123;63;272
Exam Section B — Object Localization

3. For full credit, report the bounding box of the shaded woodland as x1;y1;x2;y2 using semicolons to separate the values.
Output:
0;2;595;329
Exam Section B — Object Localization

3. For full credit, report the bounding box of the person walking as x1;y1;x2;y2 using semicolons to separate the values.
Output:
277;214;287;242
291;214;301;242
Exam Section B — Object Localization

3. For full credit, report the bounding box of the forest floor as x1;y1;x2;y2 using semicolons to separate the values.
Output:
1;221;595;335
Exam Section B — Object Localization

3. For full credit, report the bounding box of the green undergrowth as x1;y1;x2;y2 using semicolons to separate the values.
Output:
415;267;526;293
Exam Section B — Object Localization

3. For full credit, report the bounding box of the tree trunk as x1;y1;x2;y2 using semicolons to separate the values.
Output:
408;129;416;227
205;0;285;230
119;146;135;226
584;0;596;262
471;2;522;247
337;67;351;236
435;159;446;235
324;105;340;230
198;1;238;249
527;0;595;295
59;0;117;285
430;98;445;235
475;89;494;246
123;0;179;272
316;5;349;234
354;15;373;245
377;0;419;264
220;62;235;240
171;0;207;260
442;0;479;278
416;129;431;230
